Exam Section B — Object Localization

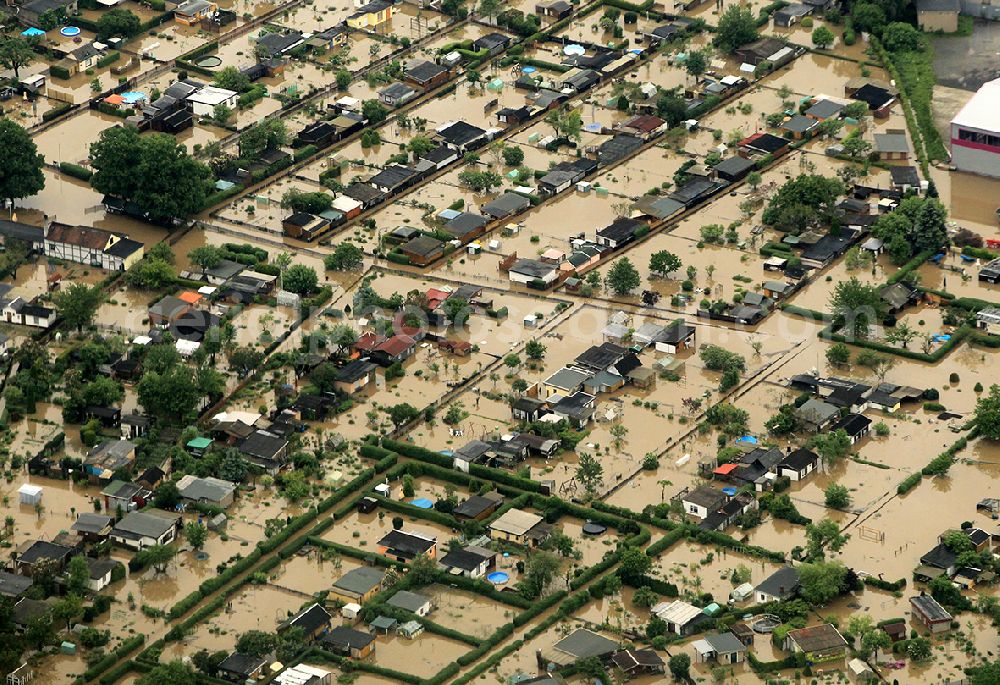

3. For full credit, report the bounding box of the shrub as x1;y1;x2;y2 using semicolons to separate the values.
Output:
60;162;93;181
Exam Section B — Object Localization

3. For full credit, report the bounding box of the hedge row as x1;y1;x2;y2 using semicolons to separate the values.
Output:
307;536;404;568
897;432;974;494
42;103;73;122
77;634;145;683
886;250;933;285
60;162;93;181
307;648;422;684
864;576;907;592
381;439;544;492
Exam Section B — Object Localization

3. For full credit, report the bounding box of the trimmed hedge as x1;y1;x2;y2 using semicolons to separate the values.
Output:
43;102;73;121
382;439;544;492
79;634;145;682
864;576;906;592
886;250;932;285
96;51;121;68
59;162;93;181
308;648;422;684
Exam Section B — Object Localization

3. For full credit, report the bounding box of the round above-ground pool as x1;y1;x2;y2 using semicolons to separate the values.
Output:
60;26;81;36
582;522;607;536
410;497;433;509
487;571;509;584
197;55;222;68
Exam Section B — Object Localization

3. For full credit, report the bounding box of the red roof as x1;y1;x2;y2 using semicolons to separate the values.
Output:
622;114;665;133
355;332;386;352
426;288;451;309
375;334;415;357
714;463;740;475
177;291;203;305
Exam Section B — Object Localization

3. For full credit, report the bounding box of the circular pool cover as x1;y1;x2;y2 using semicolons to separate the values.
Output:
410;497;433;509
582;522;607;536
197;55;222;68
487;571;509;584
60;26;81;36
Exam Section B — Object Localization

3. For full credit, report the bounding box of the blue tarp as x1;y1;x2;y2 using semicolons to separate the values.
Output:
21;27;45;36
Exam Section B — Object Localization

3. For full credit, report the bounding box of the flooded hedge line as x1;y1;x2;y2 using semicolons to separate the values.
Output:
75;634;145;684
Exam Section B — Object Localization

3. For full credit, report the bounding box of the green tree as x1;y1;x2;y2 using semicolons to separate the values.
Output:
804;518;849;560
54;283;102;332
212;103;232;125
457;170;503;193
969;660;1000;685
715;5;758;53
96;8;141;39
185;521;208;550
52;593;83;632
525;339;546;360
407;135;436;158
519;549;560;598
882;21;923;51
825;342;850;366
575;452;604;497
762;174;844;230
362;99;388;124
828;276;885;338
811;25;835;48
188;245;223;273
685;50;707;80
619;546;652;584
502;146;524;166
90;127;210;222
66;555;91;595
912;198;949;253
861;627;891;658
851;3;886;33
885;321;917;349
153;481;182;510
824;483;851;509
385;403;421;427
0;119;45;208
143;544;177;574
335;69;351;90
408;553;439;583
137;366;204;422
633;586;658;608
235;630;278;657
237;119;287;159
138;661;198;685
229;346;264;375
797;560;847;605
544;106;583;141
668;653;691;680
811;429;852;461
324;242;364;270
125;257;177;289
604;257;641;295
649;250;682;278
282;264;318;295
0;35;37;79
213;66;251;93
975;385;1000;440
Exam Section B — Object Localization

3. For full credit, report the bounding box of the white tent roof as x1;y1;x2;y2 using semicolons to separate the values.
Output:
952;77;1000;132
653;600;702;625
18;484;42;496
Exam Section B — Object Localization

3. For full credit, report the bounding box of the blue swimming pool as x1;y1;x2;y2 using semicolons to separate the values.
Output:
410;498;433;509
487;571;509;584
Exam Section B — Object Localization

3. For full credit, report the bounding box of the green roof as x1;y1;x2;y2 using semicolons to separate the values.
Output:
187;437;212;449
